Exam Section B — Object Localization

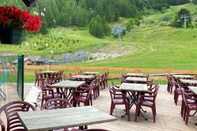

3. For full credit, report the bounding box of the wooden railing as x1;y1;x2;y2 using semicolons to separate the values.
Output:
23;65;197;80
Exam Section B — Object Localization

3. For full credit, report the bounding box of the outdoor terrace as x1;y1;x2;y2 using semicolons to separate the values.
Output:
1;82;197;131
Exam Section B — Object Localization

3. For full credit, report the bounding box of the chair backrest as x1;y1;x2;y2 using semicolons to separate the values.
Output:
181;87;197;106
59;70;64;81
146;74;150;80
180;87;190;107
119;76;127;84
110;81;120;89
143;84;159;102
167;74;175;84
39;78;51;89
0;101;36;131
93;76;100;88
147;78;154;89
0;70;8;85
86;80;95;100
78;70;83;75
41;98;72;110
108;83;126;101
151;84;160;102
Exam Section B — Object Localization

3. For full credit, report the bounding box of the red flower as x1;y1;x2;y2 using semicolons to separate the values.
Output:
1;7;9;15
0;5;42;32
1;16;9;24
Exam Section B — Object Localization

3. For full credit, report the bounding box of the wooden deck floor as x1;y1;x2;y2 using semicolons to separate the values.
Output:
1;83;197;131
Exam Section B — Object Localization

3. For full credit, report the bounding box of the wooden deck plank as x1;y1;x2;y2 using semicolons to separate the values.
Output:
0;83;197;131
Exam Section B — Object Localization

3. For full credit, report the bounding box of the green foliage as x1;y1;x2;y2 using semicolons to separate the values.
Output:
89;15;110;38
173;8;191;28
39;18;48;34
124;18;134;31
193;0;197;4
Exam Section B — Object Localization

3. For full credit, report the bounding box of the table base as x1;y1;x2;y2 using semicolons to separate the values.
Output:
121;91;147;120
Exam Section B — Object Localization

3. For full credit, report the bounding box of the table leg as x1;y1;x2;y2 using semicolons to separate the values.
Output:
64;88;73;101
121;91;147;120
79;125;88;130
189;110;197;117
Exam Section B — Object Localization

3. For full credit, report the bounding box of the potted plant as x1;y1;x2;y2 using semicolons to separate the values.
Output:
0;5;42;44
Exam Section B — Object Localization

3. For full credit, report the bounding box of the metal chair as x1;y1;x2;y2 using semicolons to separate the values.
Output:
0;70;8;100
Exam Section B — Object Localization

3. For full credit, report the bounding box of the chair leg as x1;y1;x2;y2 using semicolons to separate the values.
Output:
185;109;190;125
181;101;184;117
110;103;114;115
152;105;156;123
167;84;170;93
183;107;187;121
41;99;44;107
135;104;140;122
174;91;179;105
125;104;130;121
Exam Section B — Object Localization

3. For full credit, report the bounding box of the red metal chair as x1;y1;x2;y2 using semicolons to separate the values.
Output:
108;82;130;121
0;101;36;131
135;84;159;122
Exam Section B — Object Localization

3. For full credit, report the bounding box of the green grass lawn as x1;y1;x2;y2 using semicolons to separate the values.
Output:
1;4;197;75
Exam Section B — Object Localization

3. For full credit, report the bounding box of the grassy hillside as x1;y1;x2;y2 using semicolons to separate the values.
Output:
1;3;197;71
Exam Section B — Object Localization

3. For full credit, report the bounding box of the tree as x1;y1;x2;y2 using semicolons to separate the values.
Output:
39;18;48;34
173;8;191;28
89;15;110;38
192;0;197;4
72;7;88;27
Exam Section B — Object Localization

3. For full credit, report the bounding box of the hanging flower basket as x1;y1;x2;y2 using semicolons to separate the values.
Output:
0;25;24;44
0;5;42;45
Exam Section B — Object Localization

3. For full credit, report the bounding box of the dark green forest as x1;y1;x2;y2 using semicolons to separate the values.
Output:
0;0;195;36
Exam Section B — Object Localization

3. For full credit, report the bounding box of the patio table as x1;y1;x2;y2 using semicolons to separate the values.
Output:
172;74;194;79
50;80;85;100
118;83;148;120
41;70;59;78
17;106;117;131
126;73;146;77
188;86;197;95
180;79;197;86
72;75;95;80
125;77;147;83
82;72;99;75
